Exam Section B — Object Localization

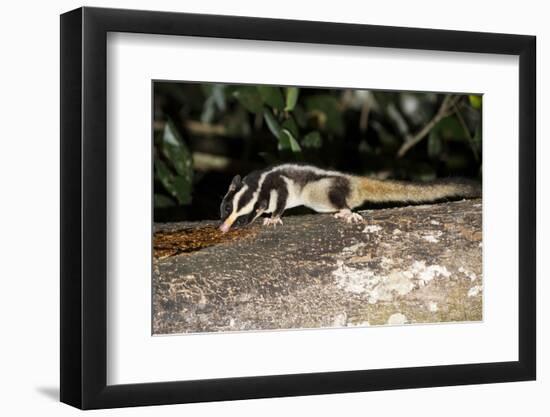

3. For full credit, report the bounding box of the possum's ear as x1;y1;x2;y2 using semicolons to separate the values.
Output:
229;175;242;191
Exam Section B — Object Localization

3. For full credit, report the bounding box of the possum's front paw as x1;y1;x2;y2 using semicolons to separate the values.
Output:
263;217;283;227
334;209;364;224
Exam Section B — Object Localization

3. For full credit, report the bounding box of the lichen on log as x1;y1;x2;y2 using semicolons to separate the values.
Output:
153;199;482;334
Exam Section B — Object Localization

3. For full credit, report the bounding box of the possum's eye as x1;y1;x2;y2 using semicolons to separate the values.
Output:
224;205;232;215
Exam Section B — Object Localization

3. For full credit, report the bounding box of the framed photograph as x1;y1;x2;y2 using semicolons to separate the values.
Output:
60;6;536;409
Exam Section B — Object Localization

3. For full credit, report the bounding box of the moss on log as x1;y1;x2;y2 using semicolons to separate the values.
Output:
153;199;482;334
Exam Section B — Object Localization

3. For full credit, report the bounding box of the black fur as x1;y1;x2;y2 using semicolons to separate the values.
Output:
277;167;327;187
259;172;288;217
328;177;352;209
219;175;241;222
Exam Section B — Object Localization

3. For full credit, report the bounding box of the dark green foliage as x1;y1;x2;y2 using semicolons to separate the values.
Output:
285;87;299;111
469;94;482;109
302;131;323;149
278;129;302;153
263;108;282;139
257;86;285;110
232;86;263;113
153;82;482;219
304;94;345;135
154;120;193;206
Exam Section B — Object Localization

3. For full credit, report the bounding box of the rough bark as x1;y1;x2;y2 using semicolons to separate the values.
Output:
153;199;482;334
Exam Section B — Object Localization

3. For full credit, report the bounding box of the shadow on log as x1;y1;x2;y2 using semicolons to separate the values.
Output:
153;199;482;334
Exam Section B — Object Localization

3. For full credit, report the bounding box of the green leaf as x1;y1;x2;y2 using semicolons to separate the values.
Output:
281;117;299;139
162;120;180;146
288;133;301;153
468;95;482;109
301;131;322;149
257;86;285;110
155;121;193;206
200;96;216;123
201;85;226;122
172;176;192;205
155;160;192;205
211;84;226;111
278;129;301;153
263;108;282;139
154;194;176;208
285;87;299;111
162;121;193;178
155;159;176;197
232;87;263;113
304;95;344;135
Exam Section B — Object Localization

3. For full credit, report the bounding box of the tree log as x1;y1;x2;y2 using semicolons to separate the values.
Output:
153;199;482;334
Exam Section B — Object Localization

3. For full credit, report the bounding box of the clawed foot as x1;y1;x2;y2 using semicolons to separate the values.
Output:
334;209;364;224
263;217;283;227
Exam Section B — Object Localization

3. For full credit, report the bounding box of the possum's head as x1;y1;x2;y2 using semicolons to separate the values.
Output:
219;174;266;233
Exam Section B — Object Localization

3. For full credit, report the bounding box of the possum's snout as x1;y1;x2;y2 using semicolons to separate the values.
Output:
219;214;254;233
219;222;231;233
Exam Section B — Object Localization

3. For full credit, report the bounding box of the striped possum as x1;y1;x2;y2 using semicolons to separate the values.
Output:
219;164;481;233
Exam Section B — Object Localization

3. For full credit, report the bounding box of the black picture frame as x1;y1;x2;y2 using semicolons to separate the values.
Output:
60;6;536;410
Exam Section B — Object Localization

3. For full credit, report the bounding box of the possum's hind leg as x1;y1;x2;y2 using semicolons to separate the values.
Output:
329;178;364;224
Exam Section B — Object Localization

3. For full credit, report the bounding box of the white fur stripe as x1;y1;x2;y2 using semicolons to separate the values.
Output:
231;184;248;216
233;164;348;218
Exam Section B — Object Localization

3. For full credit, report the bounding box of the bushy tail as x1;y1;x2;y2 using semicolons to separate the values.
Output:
348;176;481;208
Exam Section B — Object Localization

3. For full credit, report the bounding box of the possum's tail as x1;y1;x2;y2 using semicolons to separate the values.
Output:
347;176;481;208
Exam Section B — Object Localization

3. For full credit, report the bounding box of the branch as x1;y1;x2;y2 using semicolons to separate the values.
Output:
153;199;482;334
397;94;461;158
